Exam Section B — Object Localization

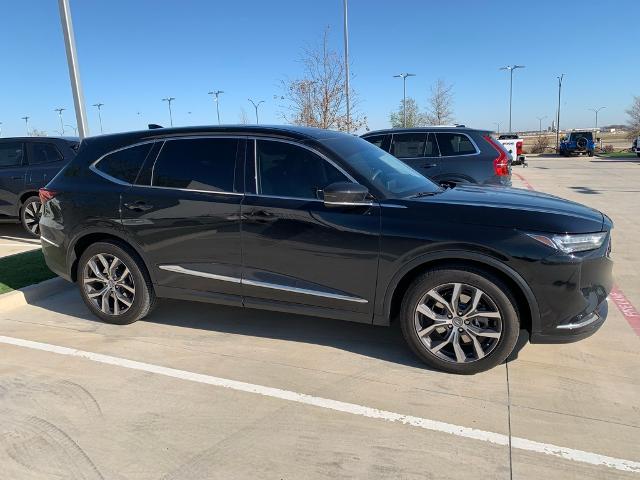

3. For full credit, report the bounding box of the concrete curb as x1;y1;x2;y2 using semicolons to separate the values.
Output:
0;277;71;312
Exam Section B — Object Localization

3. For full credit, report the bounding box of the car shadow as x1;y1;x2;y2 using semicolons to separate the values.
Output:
33;289;529;372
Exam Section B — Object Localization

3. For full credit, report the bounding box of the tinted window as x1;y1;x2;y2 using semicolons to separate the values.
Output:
257;140;348;199
391;133;426;158
569;132;593;141
424;132;439;156
0;143;24;168
97;143;153;184
436;133;477;156
153;138;238;192
320;136;442;198
364;135;385;148
29;143;63;165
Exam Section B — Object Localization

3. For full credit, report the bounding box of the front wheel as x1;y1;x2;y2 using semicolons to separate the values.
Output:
20;196;43;237
399;267;520;374
78;241;156;324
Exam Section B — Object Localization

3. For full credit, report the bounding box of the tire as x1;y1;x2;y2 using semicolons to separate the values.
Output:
588;151;594;157
77;241;156;324
399;266;520;374
20;195;43;238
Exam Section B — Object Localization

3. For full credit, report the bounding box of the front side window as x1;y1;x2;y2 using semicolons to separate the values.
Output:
96;143;153;184
257;140;348;199
435;133;477;156
391;133;427;158
29;143;63;165
153;138;238;192
0;143;24;168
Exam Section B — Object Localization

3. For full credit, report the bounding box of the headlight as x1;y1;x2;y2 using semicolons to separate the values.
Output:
527;232;607;253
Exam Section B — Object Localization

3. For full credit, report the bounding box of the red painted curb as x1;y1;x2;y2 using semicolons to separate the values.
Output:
515;172;640;337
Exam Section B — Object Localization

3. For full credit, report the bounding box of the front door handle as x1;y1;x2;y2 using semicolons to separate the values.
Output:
246;209;276;223
124;201;153;212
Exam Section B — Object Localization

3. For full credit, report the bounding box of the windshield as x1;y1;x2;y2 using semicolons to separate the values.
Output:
569;132;593;141
320;136;442;199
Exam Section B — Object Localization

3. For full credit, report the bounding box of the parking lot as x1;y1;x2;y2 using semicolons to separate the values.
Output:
0;222;40;259
0;155;639;479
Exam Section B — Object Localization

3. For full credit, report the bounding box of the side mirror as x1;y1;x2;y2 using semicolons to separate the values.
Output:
323;182;372;207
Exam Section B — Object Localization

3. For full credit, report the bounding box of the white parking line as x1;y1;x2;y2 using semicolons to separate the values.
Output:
1;334;638;474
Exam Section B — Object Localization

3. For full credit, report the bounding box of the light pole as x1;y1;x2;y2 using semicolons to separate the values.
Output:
588;106;606;130
162;97;175;127
92;103;104;133
0;122;3;137
493;122;500;134
54;108;66;134
58;0;89;138
65;124;78;135
556;74;564;152
499;65;525;133
536;115;547;134
343;0;350;132
248;99;265;124
393;73;416;127
21;116;30;135
208;90;224;124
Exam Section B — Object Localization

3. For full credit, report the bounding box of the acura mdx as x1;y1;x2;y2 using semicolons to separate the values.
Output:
39;126;613;374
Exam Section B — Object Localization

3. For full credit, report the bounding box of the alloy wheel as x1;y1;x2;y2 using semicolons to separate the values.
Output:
414;282;502;363
82;253;136;315
23;200;43;236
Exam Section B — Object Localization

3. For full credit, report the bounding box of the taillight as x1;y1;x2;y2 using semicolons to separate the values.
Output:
516;141;523;156
39;188;57;204
483;135;510;177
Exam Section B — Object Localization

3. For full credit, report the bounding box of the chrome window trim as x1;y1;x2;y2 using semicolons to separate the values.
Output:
380;203;407;209
90;139;158;187
323;200;375;207
159;264;367;304
250;136;357;199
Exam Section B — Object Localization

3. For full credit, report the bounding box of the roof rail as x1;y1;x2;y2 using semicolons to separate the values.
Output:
148;124;163;129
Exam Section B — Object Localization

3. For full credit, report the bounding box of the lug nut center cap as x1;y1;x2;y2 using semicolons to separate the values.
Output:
452;317;463;327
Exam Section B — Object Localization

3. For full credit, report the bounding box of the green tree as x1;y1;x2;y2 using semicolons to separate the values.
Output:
389;97;425;128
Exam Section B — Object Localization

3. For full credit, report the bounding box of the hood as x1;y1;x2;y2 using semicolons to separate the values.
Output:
404;185;605;233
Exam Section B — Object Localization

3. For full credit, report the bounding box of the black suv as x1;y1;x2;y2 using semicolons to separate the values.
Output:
0;137;78;236
362;127;511;186
40;126;612;374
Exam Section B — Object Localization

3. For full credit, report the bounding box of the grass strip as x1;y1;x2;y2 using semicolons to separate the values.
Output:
0;249;56;295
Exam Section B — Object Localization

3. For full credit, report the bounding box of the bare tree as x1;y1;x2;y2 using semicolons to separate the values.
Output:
239;107;250;125
280;28;367;132
627;95;640;139
389;97;426;128
30;128;48;137
425;79;454;125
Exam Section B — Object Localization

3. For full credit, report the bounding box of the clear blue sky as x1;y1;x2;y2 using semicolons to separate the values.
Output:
1;0;637;137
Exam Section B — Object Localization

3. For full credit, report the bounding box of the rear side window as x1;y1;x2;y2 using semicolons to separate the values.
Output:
391;133;427;158
0;143;24;168
96;143;153;184
435;133;477;156
28;143;63;165
152;138;238;192
424;132;439;156
363;135;385;148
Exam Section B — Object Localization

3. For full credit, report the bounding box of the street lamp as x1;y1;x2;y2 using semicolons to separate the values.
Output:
536;115;547;134
21;116;30;135
588;106;606;130
499;65;525;133
556;74;564;152
393;73;416;128
208;90;224;125
92;103;104;133
0;122;3;137
494;122;500;134
162;97;175;127
65;124;78;135
343;0;350;132
248;99;265;124
54;108;66;134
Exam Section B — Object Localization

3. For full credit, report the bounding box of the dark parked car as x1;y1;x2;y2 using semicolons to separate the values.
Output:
40;126;612;374
361;126;512;186
0;136;78;236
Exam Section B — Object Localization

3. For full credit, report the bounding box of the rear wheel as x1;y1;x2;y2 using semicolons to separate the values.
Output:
78;241;155;324
20;196;43;237
399;267;520;374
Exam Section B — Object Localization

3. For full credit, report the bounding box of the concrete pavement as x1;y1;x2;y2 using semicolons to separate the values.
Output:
0;222;40;258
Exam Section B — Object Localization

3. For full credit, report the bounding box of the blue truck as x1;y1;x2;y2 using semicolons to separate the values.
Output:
559;131;597;157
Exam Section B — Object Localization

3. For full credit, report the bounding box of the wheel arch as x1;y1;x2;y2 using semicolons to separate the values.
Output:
68;229;152;283
19;190;40;206
380;251;539;335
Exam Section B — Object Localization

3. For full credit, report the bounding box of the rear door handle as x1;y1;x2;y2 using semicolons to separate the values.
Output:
124;201;153;212
423;163;438;168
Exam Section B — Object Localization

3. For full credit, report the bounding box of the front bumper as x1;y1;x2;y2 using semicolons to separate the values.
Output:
530;298;608;343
